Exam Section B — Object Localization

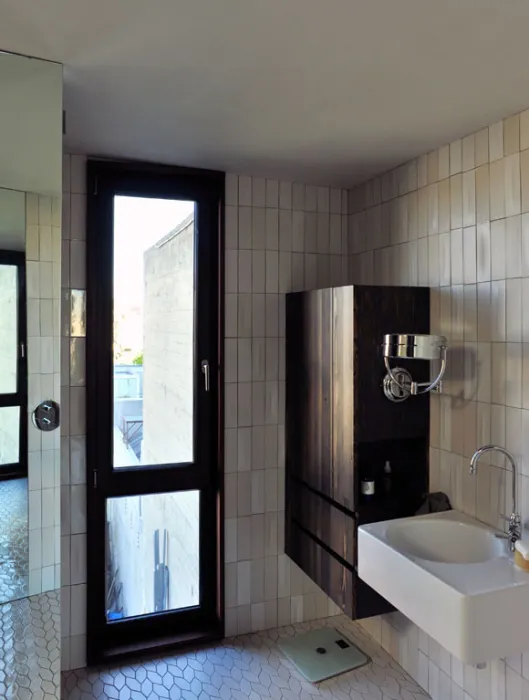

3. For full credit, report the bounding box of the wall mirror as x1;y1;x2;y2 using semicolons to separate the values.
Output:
0;188;28;602
0;49;62;698
0;185;62;604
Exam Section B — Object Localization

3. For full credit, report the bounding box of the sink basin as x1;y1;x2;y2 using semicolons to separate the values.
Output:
358;511;529;664
386;518;504;563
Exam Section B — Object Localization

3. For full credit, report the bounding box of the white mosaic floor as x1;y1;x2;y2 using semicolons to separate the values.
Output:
0;590;60;699
0;477;29;603
61;615;430;699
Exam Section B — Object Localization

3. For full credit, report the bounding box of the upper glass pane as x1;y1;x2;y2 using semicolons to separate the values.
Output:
0;264;18;394
113;196;195;468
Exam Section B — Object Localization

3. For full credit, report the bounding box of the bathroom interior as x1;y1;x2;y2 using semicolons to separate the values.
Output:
3;2;529;698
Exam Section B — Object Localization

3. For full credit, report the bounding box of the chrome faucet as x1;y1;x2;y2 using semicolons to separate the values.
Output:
469;445;521;552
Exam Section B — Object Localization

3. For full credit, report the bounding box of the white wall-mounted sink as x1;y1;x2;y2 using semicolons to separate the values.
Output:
358;511;529;664
386;517;505;564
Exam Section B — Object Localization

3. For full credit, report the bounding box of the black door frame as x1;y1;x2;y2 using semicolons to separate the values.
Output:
86;160;224;664
0;250;27;480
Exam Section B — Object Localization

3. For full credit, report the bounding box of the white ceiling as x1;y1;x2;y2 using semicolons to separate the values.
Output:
2;0;529;186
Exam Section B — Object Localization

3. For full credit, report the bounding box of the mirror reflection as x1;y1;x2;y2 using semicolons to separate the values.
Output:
0;188;28;603
0;48;63;698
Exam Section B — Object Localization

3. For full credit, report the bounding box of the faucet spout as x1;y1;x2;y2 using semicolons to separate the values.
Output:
469;445;520;551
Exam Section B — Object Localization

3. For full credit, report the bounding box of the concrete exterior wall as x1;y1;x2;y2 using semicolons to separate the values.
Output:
142;218;194;465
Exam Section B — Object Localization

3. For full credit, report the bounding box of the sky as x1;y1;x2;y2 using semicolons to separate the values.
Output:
113;195;194;307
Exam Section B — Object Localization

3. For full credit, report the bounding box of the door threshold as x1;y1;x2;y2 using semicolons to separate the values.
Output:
90;624;224;666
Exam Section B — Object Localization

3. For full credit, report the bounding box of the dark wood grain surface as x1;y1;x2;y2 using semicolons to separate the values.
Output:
286;284;430;620
289;520;354;618
289;478;356;567
331;286;356;511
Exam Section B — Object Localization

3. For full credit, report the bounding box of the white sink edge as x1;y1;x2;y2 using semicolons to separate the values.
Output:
358;510;529;663
360;509;501;538
359;510;519;596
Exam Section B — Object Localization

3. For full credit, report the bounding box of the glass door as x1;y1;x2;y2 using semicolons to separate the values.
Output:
86;162;223;663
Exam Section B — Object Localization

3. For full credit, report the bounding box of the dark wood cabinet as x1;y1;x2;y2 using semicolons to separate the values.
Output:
285;284;430;619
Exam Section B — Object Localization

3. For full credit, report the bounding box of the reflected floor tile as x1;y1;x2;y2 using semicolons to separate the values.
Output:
0;590;60;699
0;478;29;603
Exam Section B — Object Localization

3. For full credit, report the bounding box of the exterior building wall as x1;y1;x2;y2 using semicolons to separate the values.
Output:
142;217;194;465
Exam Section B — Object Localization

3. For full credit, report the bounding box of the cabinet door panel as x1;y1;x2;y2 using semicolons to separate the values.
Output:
289;479;356;567
286;290;332;498
288;521;354;618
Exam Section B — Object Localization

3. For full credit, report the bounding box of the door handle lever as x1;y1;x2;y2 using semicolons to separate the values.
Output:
201;360;210;391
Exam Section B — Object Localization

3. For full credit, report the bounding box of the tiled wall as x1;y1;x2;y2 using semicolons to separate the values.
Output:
347;110;529;699
26;193;62;596
60;154;88;671
223;175;348;636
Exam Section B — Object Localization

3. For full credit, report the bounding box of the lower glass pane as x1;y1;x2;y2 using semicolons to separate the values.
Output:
106;490;199;620
0;406;19;465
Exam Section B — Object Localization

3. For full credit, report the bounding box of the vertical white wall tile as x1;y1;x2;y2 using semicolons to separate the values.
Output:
450;174;462;228
504;113;520;155
491;281;506;342
476;222;491;283
506;278;522;342
521;149;529;213
475;127;489;166
462;170;476;226
450;229;463;285
463;226;477;284
491;219;507;280
293;183;305;211
450;140;462;175
417;155;428;187
505;153;521;216
280;181;293;210
489;121;504;162
490;158;506;220
462;134;475;171
266;179;279;208
70;155;86;194
238;176;252;206
225;174;238;206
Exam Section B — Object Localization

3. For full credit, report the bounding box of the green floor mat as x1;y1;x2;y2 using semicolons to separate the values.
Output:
278;627;370;683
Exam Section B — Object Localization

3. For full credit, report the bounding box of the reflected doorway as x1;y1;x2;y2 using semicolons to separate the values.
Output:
0;251;28;603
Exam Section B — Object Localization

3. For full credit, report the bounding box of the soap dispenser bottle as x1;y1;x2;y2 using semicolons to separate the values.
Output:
383;460;392;494
360;466;375;502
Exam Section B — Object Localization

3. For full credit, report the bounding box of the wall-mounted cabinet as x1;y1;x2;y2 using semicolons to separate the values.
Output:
285;284;430;618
